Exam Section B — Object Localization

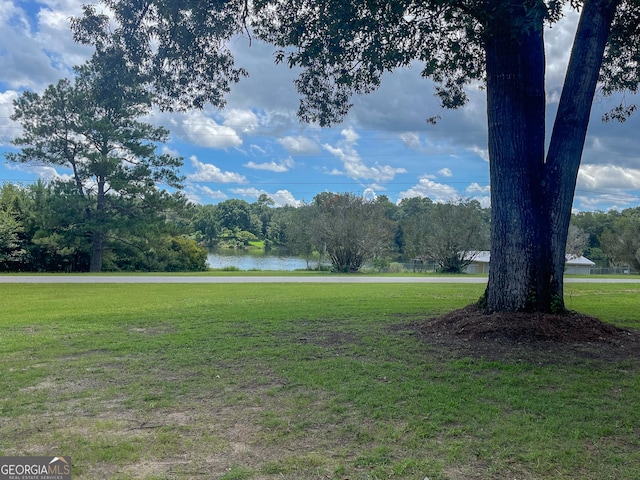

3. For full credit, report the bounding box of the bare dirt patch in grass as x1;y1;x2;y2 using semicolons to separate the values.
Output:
413;304;640;364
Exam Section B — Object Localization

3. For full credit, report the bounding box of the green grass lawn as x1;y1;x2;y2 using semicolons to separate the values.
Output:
1;282;639;479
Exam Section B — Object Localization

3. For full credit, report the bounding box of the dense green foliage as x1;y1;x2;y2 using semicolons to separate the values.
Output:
0;182;206;272
310;192;396;272
595;209;640;271
400;198;490;273
3;179;638;273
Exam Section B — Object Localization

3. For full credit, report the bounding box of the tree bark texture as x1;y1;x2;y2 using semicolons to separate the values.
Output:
484;7;549;312
483;0;619;312
545;0;619;308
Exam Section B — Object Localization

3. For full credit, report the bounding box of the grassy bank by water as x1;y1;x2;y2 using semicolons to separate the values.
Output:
1;282;639;479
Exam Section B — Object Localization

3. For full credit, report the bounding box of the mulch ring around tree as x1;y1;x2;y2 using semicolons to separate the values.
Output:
411;304;640;365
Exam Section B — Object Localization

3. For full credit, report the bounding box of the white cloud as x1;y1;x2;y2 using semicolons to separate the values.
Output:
277;135;320;155
323;127;406;182
468;146;489;162
466;182;490;194
465;183;491;207
228;186;255;194
6;161;72;183
180;112;243;149
399;131;480;162
244;157;294;172
573;164;640;210
399;175;460;203
198;185;228;198
438;167;453;177
161;145;181;158
473;196;491;208
36;6;91;68
0;2;91;91
184;185;228;204
270;189;302;207
249;144;267;155
341;127;360;144
0;2;27;33
544;8;580;97
0;10;57;89
230;187;264;198
186;156;247;183
399;132;421;150
577;164;640;191
0;90;19;145
574;192;639;212
222;108;259;133
230;187;301;207
400;132;445;153
366;184;385;193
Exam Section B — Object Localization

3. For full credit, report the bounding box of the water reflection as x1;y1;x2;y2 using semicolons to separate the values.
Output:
207;249;311;271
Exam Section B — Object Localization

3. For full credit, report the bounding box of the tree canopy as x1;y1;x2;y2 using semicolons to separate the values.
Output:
71;0;638;119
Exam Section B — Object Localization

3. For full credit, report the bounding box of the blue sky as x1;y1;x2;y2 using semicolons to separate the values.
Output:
1;1;639;210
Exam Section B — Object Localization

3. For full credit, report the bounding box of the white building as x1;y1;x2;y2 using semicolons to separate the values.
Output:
564;254;597;275
464;251;595;275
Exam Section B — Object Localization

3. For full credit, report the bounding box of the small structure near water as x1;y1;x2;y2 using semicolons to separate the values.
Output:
463;251;596;275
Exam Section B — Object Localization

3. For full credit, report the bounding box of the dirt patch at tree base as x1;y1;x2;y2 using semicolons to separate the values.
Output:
413;304;640;365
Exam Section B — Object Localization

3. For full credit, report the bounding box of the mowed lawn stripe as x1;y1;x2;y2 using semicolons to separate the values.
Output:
1;283;638;479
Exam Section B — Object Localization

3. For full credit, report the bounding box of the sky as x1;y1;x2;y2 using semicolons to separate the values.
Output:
1;1;639;211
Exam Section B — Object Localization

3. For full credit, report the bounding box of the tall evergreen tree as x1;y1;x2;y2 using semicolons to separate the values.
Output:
6;52;184;272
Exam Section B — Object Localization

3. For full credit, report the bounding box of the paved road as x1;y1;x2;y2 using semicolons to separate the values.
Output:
1;275;640;284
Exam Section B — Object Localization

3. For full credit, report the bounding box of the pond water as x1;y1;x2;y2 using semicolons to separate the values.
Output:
207;249;312;271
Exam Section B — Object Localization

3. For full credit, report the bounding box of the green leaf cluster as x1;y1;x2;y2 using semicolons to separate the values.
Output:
0;182;207;272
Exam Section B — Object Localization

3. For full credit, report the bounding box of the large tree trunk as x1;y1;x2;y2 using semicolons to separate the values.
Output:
483;0;619;313
483;7;549;312
545;0;619;309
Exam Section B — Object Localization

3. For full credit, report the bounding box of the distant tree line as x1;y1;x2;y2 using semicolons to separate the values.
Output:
185;193;640;274
2;182;639;273
572;209;640;272
191;192;492;273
